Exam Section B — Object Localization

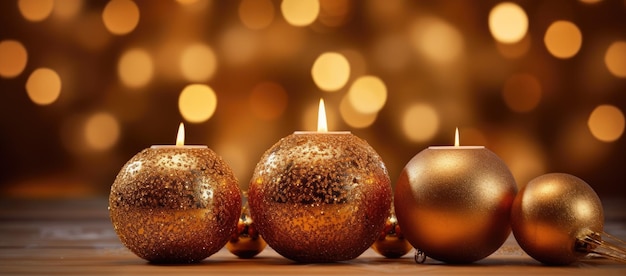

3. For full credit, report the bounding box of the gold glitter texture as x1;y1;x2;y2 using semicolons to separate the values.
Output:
248;132;392;262
109;147;241;263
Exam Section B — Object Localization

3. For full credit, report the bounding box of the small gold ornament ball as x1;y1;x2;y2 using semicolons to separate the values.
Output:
226;208;267;258
511;173;604;265
394;148;517;263
248;133;392;262
371;214;413;258
109;147;242;263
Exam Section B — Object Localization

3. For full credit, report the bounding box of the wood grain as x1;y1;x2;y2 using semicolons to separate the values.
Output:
1;198;624;275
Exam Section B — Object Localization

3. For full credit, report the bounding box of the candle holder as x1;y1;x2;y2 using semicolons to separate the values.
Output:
248;132;392;262
394;135;517;263
109;146;241;263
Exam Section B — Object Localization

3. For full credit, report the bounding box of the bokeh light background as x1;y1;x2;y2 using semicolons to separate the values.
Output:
0;0;624;205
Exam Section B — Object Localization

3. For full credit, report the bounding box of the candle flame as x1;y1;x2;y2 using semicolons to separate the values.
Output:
317;98;328;132
176;122;185;146
454;127;460;147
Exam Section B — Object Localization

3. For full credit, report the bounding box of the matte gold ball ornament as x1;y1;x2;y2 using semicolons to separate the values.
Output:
109;123;242;263
371;211;413;258
394;129;518;263
511;173;626;265
226;194;267;258
248;100;392;262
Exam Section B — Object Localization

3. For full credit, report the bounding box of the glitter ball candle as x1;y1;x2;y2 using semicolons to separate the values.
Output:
248;100;392;262
394;129;517;263
109;124;241;263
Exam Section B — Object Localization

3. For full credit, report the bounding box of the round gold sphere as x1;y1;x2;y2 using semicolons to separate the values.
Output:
371;214;413;258
248;132;392;262
394;147;517;263
226;209;267;258
511;173;604;265
109;147;242;263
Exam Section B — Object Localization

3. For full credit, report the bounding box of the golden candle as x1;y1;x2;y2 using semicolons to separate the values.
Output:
394;128;517;263
109;123;241;263
248;99;392;262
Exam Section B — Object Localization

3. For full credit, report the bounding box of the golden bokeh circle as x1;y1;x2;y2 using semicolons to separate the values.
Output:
488;2;528;44
178;84;218;123
26;68;62;106
587;105;625;142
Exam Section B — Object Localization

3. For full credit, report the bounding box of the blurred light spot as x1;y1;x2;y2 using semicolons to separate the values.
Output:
178;84;218;123
605;41;626;78
239;0;274;30
579;0;602;3
84;112;120;151
74;12;111;51
281;0;319;27
410;17;463;64
347;76;387;114
18;0;53;22
249;81;288;121
0;40;28;78
588;105;625;142
26;68;61;105
489;2;528;44
339;95;377;128
118;48;153;88
220;26;257;66
52;0;83;20
319;0;350;27
311;52;350;92
102;0;140;35
544;20;582;59
495;35;531;59
402;103;439;142
180;43;218;82
373;33;411;72
502;73;542;113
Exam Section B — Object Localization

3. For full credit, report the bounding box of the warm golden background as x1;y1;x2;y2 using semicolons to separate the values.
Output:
0;0;624;203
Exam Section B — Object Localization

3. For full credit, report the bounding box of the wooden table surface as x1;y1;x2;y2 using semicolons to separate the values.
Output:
1;198;625;275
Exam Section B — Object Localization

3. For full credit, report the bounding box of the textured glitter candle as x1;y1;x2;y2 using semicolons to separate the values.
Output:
394;129;517;263
248;99;392;262
109;123;241;263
